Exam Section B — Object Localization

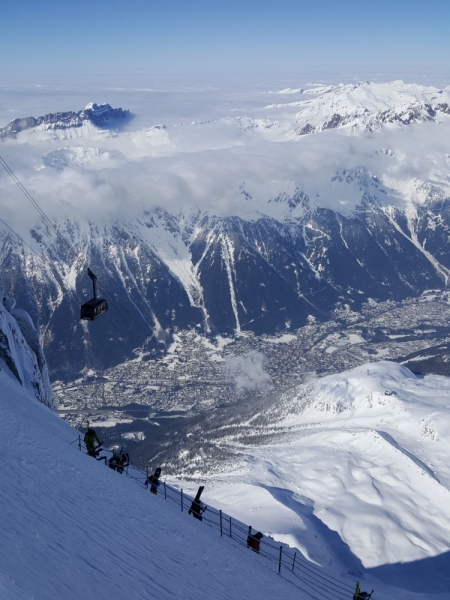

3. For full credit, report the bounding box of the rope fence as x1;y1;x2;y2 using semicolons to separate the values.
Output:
74;436;375;600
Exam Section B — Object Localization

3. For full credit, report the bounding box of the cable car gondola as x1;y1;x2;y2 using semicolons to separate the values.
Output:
80;268;108;321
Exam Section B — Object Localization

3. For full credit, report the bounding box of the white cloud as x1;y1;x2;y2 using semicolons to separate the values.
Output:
1;78;450;238
224;350;271;393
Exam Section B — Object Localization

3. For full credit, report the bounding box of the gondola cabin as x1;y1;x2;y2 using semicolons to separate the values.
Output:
80;268;108;321
80;297;108;321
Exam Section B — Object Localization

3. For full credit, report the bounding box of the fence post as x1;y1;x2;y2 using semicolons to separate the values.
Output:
181;489;184;512
164;481;167;500
292;551;296;571
78;435;81;451
278;546;283;574
247;525;252;547
229;516;232;538
220;510;223;537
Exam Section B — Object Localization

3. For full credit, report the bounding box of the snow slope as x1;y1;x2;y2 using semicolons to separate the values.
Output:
194;362;450;598
0;366;313;600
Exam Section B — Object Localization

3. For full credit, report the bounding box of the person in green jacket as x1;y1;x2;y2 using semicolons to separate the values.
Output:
353;582;373;600
84;427;102;457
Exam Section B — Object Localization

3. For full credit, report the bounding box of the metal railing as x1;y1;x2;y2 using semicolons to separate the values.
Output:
73;436;374;600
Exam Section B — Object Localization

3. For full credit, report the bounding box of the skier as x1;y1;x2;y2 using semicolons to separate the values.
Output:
147;467;162;494
188;486;207;521
84;427;103;458
247;531;264;553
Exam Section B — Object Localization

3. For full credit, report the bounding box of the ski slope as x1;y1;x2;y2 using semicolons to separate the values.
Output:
0;368;310;600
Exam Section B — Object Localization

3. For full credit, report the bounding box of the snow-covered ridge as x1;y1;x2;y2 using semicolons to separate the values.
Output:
266;80;450;136
0;277;54;409
0;102;129;138
282;81;450;135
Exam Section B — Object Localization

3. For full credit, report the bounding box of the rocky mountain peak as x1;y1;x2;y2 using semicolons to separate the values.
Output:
0;103;130;139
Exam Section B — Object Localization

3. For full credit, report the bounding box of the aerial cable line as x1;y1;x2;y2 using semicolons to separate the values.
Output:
0;215;136;346
0;211;143;349
0;218;52;271
0;156;75;258
1;153;314;345
0;154;155;343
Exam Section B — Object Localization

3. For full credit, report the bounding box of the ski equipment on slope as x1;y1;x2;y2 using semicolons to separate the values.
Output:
147;467;162;494
109;449;122;471
188;486;207;521
247;530;264;553
80;268;108;321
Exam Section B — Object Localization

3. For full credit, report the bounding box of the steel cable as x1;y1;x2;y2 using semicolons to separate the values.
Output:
0;156;155;347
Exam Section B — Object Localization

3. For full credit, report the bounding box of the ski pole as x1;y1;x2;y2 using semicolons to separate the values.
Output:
278;546;283;574
220;510;223;537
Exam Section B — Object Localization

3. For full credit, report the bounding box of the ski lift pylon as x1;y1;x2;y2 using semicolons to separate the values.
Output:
80;268;108;321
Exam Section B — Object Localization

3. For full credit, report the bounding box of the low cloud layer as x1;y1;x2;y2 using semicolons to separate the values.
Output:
1;78;450;238
224;350;271;394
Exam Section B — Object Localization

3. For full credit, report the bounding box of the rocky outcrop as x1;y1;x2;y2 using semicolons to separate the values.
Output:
0;279;54;409
0;103;129;138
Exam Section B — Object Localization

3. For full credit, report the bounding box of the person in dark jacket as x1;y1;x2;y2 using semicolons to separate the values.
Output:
117;453;129;475
247;531;264;553
84;428;103;458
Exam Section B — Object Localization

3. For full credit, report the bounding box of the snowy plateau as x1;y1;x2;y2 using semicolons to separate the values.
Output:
2;78;450;598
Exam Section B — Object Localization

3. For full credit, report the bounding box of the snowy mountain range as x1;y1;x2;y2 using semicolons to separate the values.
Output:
268;81;450;136
2;78;450;598
1;80;450;380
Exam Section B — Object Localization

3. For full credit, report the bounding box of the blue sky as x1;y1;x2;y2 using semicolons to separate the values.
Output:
2;0;450;75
